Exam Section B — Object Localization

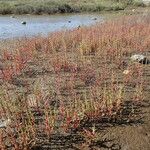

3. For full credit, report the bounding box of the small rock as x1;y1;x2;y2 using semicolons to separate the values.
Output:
77;25;81;29
132;9;135;12
0;118;11;128
131;54;149;64
142;0;150;6
11;15;15;18
21;21;26;25
123;69;130;75
93;18;97;20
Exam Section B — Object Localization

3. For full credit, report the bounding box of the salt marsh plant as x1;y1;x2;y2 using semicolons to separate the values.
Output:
0;14;149;149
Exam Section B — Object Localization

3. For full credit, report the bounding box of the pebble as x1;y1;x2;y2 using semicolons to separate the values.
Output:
93;18;97;20
131;54;149;64
21;21;26;25
0;118;11;128
123;69;130;75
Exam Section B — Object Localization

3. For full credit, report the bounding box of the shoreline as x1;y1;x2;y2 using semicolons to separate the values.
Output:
0;7;149;41
0;6;149;17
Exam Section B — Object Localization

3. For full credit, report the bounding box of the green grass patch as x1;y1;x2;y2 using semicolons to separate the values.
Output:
0;0;147;15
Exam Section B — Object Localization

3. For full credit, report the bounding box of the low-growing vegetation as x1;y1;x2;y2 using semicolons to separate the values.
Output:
0;0;148;15
0;14;150;149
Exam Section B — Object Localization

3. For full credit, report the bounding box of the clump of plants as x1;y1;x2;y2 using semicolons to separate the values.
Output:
0;14;149;149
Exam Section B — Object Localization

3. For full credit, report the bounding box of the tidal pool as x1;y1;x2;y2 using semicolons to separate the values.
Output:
0;14;104;39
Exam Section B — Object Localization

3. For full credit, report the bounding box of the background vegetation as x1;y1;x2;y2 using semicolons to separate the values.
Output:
0;0;147;15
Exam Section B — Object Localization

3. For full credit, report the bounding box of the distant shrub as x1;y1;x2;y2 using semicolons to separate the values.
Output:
13;5;34;14
0;7;12;14
96;5;106;11
111;4;125;11
0;2;12;14
58;4;74;13
133;1;146;7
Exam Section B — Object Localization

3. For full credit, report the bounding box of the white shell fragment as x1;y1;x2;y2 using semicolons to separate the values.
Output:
123;70;130;75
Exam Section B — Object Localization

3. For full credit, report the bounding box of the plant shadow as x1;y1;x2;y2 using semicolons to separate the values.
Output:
31;100;149;150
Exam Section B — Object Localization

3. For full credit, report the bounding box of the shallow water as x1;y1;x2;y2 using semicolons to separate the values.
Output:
0;14;104;39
